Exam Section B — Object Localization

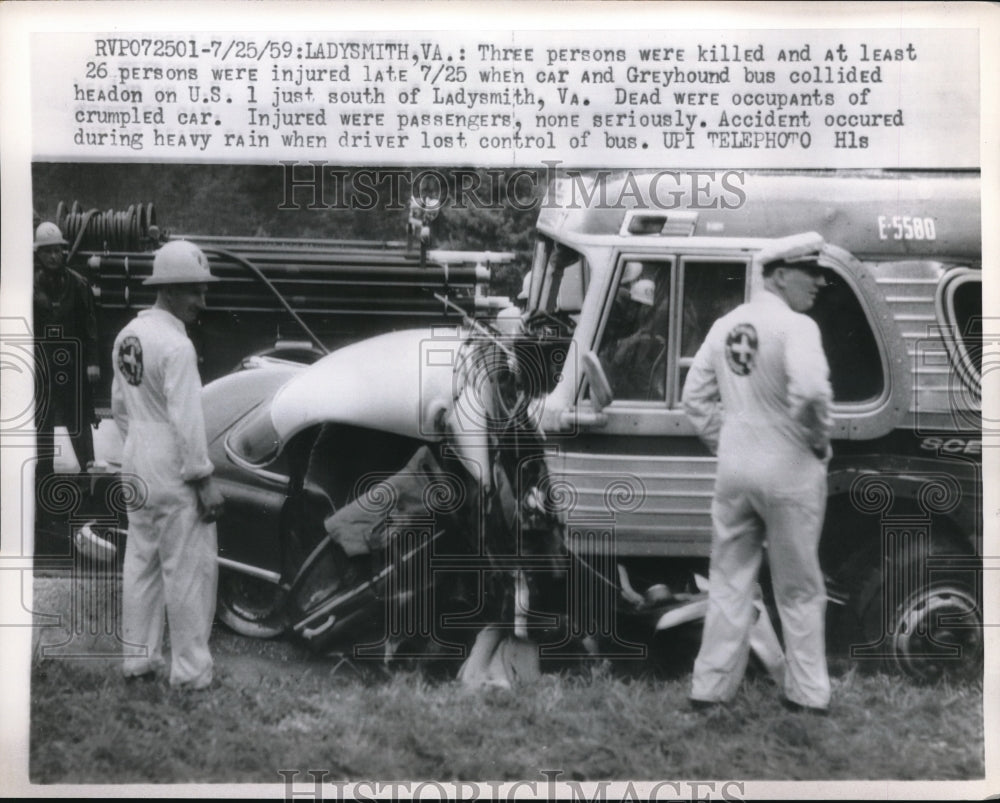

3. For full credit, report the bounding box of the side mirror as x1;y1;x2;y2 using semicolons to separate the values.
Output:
582;351;613;412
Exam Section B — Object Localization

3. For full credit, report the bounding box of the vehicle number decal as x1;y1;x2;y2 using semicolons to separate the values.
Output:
877;215;937;241
919;436;981;455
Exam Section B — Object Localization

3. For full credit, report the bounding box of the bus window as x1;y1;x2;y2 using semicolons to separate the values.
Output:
806;268;884;404
676;260;748;405
954;280;982;366
597;260;673;402
940;267;982;396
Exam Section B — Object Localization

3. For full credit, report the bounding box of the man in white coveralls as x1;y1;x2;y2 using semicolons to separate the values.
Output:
681;233;833;714
112;240;225;689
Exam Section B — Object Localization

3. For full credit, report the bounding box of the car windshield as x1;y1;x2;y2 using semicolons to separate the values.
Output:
225;396;283;469
529;236;586;330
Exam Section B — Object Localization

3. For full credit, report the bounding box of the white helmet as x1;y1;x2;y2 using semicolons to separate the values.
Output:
143;240;219;285
629;278;655;307
621;261;643;286
34;221;68;250
494;304;524;336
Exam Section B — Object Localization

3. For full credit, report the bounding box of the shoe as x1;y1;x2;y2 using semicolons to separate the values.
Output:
171;681;213;692
171;671;214;691
171;678;213;692
123;671;157;684
781;697;828;716
689;698;723;712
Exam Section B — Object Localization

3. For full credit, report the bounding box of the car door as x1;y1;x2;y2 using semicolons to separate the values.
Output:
549;251;750;559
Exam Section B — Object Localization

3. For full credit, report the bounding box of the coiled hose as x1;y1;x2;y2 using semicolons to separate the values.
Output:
54;201;159;258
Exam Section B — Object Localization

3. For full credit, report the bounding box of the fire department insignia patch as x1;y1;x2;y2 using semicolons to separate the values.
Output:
725;323;758;376
117;335;144;386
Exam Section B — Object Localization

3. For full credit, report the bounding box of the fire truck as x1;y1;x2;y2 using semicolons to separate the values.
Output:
51;199;514;408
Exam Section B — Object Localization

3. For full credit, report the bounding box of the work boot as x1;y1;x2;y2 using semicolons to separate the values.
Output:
780;697;828;716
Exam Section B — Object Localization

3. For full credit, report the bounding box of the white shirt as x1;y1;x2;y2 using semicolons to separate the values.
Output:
111;308;213;495
682;289;832;461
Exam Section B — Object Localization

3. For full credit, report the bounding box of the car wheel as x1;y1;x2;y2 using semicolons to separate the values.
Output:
216;568;289;638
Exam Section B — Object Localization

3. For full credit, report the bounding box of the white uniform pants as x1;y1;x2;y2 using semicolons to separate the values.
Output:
691;455;830;709
122;486;218;688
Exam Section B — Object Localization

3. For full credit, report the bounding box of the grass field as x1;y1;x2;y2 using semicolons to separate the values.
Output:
29;656;985;786
25;578;985;787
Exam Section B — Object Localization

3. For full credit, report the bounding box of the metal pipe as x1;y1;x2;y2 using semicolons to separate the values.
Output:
85;254;485;281
217;556;283;585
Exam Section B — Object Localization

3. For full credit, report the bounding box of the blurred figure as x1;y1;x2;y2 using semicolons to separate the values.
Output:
33;221;100;523
602;275;671;401
517;268;533;306
494;269;532;337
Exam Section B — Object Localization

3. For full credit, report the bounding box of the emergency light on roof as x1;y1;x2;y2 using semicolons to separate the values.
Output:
622;210;698;237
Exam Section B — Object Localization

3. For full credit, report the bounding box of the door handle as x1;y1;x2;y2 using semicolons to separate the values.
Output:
559;409;608;430
301;614;336;639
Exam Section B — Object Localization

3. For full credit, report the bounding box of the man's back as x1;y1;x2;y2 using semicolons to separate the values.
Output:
683;289;832;465
112;307;212;497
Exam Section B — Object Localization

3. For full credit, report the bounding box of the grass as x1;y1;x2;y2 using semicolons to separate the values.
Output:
28;641;984;785
24;576;986;785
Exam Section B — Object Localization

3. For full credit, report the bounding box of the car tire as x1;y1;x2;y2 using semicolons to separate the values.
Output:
216;568;289;639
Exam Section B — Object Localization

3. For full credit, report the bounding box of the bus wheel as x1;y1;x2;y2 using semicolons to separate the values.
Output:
857;569;983;682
